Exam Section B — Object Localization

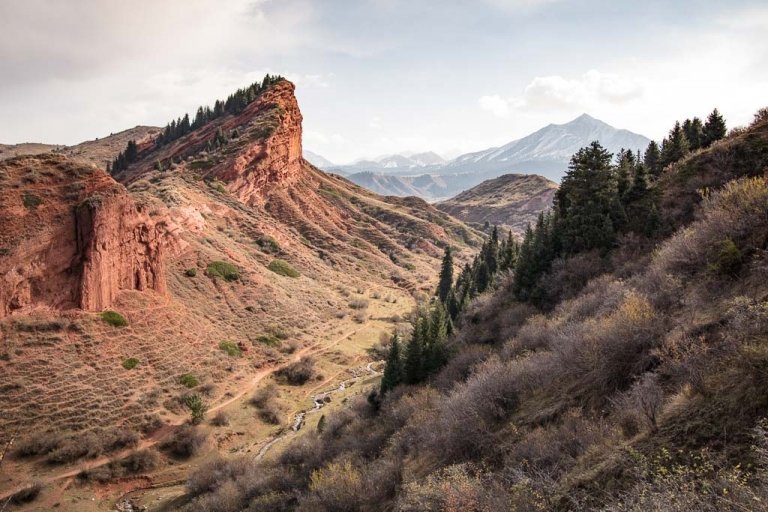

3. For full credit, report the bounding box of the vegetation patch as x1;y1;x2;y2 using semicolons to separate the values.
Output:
255;334;281;347
100;310;128;327
268;259;300;278
219;340;242;357
256;235;281;253
179;373;199;388
22;193;43;209
185;268;197;277
122;357;140;370
207;260;240;281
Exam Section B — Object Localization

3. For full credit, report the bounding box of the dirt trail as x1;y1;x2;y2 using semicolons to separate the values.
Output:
0;325;366;502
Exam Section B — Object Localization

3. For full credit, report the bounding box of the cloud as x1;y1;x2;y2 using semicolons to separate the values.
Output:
369;116;383;129
479;70;645;117
482;0;560;12
478;95;512;117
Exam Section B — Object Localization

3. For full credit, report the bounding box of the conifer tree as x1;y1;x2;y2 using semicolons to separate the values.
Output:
475;261;490;294
660;121;689;167
683;117;704;150
436;246;454;303
556;141;620;254
702;108;727;147
643;140;662;180
380;335;403;394
404;319;424;384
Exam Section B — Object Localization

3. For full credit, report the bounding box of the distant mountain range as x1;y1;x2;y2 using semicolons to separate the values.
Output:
308;114;650;201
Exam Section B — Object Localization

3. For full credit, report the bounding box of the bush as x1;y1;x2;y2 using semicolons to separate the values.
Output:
257;236;281;253
101;310;128;327
250;384;282;424
268;259;300;278
348;299;369;310
7;482;43;505
185;394;208;424
14;431;63;458
185;268;198;277
180;373;199;388
207;261;240;281
219;340;242;357
275;357;317;385
79;450;160;482
161;425;207;458
122;357;140;369
255;334;281;347
22;193;43;209
211;411;229;427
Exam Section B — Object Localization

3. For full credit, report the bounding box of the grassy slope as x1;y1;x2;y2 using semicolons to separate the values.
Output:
177;116;768;511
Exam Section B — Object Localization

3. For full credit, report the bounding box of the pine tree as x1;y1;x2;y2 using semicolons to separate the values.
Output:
425;304;449;373
616;149;634;201
436;246;454;303
702;108;727;147
380;335;403;394
475;261;490;294
660;121;689;167
644;141;662;180
404;319;424;384
556;141;620;254
624;162;649;203
683;117;704;150
484;226;500;275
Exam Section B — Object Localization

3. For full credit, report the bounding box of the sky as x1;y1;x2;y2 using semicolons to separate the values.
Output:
1;0;766;164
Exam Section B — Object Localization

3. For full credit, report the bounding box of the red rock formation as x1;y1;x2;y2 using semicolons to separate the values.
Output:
75;189;168;311
0;155;175;318
211;81;304;204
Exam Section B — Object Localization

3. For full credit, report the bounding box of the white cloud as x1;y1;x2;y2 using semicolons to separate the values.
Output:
369;116;383;129
478;95;512;118
480;70;644;118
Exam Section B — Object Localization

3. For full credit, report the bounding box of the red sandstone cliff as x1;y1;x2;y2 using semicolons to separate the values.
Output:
0;155;175;318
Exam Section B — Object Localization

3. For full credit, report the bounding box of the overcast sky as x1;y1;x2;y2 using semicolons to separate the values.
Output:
1;0;766;163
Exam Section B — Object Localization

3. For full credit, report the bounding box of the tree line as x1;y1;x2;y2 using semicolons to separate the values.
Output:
109;74;284;174
380;108;728;394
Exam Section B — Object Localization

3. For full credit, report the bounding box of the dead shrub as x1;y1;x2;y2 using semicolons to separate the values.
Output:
79;450;160;483
275;357;317;385
161;425;207;459
7;482;43;505
211;410;230;427
611;374;664;437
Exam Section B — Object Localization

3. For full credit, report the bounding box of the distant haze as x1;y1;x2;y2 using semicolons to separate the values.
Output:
1;0;766;162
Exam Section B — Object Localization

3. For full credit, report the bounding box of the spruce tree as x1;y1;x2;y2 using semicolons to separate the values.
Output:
702;108;727;147
556;141;620;254
404;319;424;384
436;246;454;303
660;121;689;167
643;141;662;180
475;261;490;294
683;117;704;150
380;335;403;394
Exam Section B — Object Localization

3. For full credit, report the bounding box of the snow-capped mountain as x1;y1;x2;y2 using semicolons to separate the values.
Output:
442;114;650;181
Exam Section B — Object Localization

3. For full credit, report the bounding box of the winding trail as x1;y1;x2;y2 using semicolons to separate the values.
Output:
0;325;367;503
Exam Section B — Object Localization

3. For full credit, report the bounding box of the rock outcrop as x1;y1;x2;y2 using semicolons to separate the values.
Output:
0;155;174;318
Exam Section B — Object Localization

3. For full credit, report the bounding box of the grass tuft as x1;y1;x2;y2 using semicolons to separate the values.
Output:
122;358;140;370
219;341;242;357
101;310;128;327
268;259;300;278
207;261;240;281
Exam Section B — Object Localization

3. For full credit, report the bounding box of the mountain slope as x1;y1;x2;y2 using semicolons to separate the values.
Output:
443;113;650;181
436;173;558;235
304;150;334;168
177;111;768;512
0;79;480;506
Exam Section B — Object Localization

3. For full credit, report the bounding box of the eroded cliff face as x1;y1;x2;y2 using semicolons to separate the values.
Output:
75;189;168;311
0;155;175;318
211;81;304;204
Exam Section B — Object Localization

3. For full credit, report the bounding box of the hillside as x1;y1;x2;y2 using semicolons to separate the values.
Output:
178;109;768;512
0;126;160;168
0;78;480;509
436;173;558;235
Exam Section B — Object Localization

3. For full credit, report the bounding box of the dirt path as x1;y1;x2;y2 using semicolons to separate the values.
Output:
0;325;366;502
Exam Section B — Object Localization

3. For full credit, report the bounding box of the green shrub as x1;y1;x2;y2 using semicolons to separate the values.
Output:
101;310;128;327
22;193;43;209
268;259;300;278
179;373;199;388
255;334;281;346
709;238;743;276
184;394;208;424
256;236;281;253
207;261;240;281
219;341;242;357
122;358;140;370
185;268;197;277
